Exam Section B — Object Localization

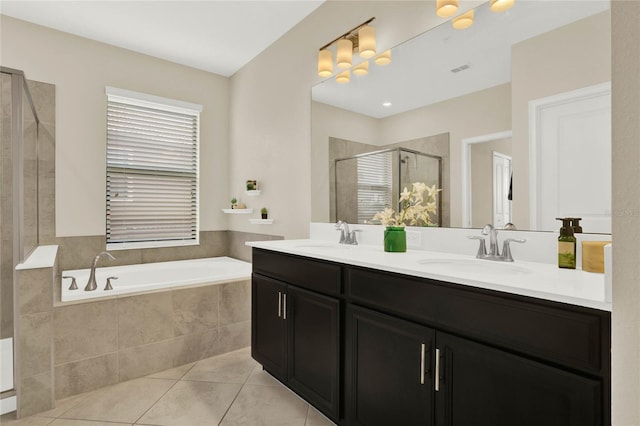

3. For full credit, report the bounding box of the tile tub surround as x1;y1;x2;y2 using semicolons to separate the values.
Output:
53;279;251;400
14;246;58;418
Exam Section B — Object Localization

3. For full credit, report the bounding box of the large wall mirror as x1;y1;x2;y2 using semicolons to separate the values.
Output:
311;0;611;233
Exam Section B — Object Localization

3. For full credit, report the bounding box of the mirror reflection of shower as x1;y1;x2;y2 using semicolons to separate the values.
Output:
334;148;443;226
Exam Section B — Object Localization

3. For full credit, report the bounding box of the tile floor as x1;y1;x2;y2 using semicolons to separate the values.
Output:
1;347;336;426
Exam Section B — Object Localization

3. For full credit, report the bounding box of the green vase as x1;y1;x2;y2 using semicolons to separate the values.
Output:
384;226;407;252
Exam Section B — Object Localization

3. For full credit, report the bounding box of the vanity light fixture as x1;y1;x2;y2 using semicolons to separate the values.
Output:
452;9;474;30
317;17;384;82
353;61;369;76
490;0;515;12
436;0;459;18
336;69;350;84
374;50;392;66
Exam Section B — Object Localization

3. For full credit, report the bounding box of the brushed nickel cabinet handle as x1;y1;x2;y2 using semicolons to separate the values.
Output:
278;291;282;318
283;293;287;320
435;348;441;391
420;343;426;385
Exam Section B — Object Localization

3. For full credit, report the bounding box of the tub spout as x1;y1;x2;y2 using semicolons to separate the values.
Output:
85;251;115;291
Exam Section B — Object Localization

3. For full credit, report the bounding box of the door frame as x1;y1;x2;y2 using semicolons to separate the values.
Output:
461;130;512;228
528;81;611;230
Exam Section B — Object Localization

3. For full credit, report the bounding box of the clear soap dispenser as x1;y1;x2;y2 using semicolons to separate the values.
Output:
556;218;576;269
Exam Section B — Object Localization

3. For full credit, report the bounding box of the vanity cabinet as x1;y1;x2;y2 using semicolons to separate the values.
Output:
251;248;611;426
251;249;342;422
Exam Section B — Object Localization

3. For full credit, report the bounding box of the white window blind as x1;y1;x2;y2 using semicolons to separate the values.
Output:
357;152;393;223
105;87;202;250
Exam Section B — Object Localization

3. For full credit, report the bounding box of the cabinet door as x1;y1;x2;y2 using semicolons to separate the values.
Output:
346;305;435;426
287;285;340;421
252;274;287;380
435;332;602;426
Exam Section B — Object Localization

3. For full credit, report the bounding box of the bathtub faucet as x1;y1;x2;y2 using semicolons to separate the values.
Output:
85;251;115;291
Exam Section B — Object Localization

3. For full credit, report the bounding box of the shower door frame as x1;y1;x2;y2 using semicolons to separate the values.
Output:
334;147;443;226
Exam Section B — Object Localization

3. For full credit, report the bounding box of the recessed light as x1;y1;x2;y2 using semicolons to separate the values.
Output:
382;102;392;107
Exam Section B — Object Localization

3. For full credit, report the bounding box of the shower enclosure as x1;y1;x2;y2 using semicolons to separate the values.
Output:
333;148;443;226
1;67;41;408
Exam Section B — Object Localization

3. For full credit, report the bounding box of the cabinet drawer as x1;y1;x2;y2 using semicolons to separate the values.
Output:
253;249;342;296
346;266;610;375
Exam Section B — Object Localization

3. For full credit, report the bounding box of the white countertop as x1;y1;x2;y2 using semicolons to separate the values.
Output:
247;239;611;312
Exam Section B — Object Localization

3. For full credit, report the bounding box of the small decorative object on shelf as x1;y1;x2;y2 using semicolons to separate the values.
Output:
246;180;258;191
372;182;442;253
261;207;268;219
230;197;238;209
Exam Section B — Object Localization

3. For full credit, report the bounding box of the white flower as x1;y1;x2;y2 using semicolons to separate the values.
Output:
372;181;441;227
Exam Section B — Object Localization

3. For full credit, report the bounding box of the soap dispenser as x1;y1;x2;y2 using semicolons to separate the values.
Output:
556;218;576;269
571;217;583;234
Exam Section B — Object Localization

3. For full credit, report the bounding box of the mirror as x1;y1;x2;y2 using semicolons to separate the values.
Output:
311;0;611;233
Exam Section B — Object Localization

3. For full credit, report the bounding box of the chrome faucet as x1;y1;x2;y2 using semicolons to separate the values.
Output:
335;220;360;245
468;224;526;262
85;251;115;291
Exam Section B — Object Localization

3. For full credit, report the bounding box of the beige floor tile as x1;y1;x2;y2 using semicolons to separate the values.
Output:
136;380;242;426
38;392;95;418
58;378;175;423
305;406;336;426
0;413;53;426
244;365;282;387
49;420;131;426
146;362;195;380
182;349;257;384
219;384;308;426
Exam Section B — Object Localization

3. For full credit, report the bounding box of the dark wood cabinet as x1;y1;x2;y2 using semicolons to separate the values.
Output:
252;250;342;422
251;274;287;380
346;305;435;426
435;332;602;426
288;286;340;419
251;248;611;426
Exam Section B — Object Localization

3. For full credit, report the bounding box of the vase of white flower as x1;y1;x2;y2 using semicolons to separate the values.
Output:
384;226;407;252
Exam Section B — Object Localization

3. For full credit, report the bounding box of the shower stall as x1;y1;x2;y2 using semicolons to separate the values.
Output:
1;67;41;412
333;147;443;226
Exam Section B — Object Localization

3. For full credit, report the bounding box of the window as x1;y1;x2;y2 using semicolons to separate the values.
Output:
357;152;393;223
105;87;202;250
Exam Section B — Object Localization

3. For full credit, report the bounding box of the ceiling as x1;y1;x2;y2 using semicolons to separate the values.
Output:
312;0;610;119
0;0;324;77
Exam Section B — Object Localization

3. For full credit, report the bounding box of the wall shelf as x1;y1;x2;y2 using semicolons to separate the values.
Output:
222;209;253;214
249;218;274;225
245;190;261;197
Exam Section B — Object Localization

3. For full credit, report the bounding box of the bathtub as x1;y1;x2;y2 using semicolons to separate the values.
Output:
61;256;252;302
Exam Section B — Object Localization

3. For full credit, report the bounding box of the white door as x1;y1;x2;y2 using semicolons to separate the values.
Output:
530;83;611;233
493;152;512;228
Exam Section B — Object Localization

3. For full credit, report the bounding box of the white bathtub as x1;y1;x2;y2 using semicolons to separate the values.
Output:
61;256;252;302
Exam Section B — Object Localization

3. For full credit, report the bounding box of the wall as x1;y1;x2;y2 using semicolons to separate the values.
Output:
0;15;230;237
611;1;640;424
470;138;512;228
511;10;611;229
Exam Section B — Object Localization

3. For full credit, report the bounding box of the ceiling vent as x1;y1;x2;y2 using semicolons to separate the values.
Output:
450;64;471;73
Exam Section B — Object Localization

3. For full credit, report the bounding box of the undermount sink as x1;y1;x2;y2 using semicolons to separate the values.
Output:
417;258;531;275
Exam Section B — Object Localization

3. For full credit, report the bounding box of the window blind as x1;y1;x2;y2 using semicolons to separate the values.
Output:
106;88;201;250
357;152;393;223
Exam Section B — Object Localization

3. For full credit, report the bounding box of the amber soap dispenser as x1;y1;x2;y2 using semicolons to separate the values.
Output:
556;218;576;269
